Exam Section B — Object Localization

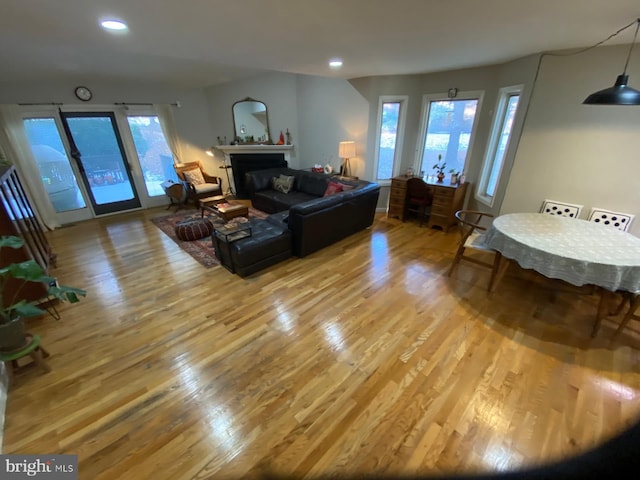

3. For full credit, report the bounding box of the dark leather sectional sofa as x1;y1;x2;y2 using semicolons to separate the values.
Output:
245;167;380;257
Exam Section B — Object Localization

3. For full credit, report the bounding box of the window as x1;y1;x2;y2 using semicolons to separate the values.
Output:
477;85;522;206
373;96;407;184
416;93;482;178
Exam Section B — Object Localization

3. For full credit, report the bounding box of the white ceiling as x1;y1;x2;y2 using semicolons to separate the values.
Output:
1;0;638;89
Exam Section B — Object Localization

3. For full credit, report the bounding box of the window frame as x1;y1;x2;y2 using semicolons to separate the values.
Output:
372;95;408;186
476;84;523;207
414;91;484;177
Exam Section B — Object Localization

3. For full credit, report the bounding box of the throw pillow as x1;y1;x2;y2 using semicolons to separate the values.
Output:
183;168;205;185
335;179;357;191
273;174;295;194
323;181;344;197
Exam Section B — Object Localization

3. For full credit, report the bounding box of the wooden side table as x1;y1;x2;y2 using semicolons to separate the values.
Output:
162;181;186;210
388;176;409;220
202;201;249;222
199;195;226;218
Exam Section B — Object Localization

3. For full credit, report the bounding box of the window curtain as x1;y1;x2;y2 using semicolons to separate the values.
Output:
153;104;184;165
0;105;60;230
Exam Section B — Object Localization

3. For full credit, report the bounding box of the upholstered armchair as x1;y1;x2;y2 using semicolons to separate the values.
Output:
174;161;223;207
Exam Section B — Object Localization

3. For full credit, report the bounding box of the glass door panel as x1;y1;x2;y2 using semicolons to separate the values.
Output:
127;115;177;197
23;117;86;212
61;112;141;215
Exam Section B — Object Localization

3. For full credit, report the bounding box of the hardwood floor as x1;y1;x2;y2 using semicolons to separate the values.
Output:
3;207;640;479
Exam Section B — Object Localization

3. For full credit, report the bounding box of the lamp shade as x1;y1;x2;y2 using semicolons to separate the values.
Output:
583;74;640;105
584;18;640;106
338;141;356;158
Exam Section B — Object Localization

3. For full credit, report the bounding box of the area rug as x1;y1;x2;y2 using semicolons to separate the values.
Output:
151;207;268;268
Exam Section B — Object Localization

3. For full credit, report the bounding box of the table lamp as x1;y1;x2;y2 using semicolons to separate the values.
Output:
338;141;356;177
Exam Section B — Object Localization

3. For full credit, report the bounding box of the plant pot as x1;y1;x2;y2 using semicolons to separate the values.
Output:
450;174;459;184
437;172;445;183
0;317;27;353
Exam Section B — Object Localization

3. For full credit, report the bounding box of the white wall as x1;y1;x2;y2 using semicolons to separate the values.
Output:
502;43;640;235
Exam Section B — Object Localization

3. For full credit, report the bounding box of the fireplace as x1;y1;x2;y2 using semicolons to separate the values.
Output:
230;153;287;198
212;145;294;198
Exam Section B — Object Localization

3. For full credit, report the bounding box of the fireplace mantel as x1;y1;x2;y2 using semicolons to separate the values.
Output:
214;144;294;162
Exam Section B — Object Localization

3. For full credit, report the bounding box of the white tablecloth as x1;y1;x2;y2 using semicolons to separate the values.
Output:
484;213;640;292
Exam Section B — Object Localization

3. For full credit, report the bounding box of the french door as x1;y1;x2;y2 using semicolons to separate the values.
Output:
22;106;177;225
60;112;141;215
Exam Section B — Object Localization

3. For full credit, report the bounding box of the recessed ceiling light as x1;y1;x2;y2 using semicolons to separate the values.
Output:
101;19;128;31
329;59;343;69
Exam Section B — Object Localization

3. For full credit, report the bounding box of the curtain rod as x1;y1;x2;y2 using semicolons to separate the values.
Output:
114;101;181;107
18;101;181;107
18;102;64;106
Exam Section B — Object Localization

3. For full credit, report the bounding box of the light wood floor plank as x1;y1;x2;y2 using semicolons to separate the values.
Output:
2;207;640;479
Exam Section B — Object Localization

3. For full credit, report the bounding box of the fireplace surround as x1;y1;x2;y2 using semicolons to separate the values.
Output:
213;145;294;198
230;153;287;198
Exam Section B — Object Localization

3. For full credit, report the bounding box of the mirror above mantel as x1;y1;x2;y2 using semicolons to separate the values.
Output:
232;97;272;144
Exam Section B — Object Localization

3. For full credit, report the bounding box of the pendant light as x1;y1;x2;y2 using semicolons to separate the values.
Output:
584;18;640;105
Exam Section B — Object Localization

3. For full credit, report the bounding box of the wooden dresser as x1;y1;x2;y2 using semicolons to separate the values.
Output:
387;175;468;232
387;176;410;220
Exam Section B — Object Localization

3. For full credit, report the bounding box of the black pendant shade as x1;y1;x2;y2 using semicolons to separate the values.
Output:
583;18;640;106
583;74;640;105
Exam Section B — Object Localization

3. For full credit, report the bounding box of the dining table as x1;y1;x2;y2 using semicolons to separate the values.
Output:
483;212;640;336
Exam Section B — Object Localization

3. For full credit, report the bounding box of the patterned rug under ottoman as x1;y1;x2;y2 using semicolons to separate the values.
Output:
151;207;268;268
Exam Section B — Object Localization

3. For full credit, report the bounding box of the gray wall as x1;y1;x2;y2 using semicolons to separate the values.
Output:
502;43;640;235
0;79;214;166
350;55;539;213
203;72;370;177
296;75;369;177
1;42;637;232
203;71;299;171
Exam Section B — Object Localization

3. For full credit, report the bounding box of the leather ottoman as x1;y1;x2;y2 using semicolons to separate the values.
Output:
227;219;292;277
175;218;214;241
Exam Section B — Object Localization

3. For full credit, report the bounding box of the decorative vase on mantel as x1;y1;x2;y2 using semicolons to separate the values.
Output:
436;172;445;183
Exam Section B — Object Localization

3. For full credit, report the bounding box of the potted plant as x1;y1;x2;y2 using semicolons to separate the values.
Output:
0;235;86;353
432;155;446;183
449;168;460;184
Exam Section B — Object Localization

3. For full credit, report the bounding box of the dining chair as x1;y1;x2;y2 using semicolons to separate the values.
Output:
448;210;503;291
405;177;432;226
612;292;640;338
174;161;223;207
540;199;583;218
587;207;635;232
